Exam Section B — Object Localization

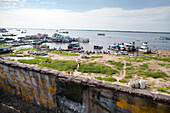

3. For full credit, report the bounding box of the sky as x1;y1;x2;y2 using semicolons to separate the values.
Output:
0;0;170;32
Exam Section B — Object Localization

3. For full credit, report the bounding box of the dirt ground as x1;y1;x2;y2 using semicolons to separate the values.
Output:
23;51;170;95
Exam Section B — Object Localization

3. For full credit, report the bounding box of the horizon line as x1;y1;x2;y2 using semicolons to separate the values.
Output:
1;27;170;34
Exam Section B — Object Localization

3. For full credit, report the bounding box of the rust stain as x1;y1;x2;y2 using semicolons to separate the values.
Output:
116;97;166;113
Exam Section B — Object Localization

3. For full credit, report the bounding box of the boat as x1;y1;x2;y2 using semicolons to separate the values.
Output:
108;43;126;51
138;42;151;53
124;42;136;51
94;44;103;49
52;32;72;43
21;30;26;33
82;38;89;43
4;37;15;40
158;37;170;40
59;31;69;34
0;28;8;33
78;38;90;43
2;33;17;36
0;38;5;43
108;42;136;51
40;44;49;50
98;33;105;36
0;47;12;54
68;42;80;49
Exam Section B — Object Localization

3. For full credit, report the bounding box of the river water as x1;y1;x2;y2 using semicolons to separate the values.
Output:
3;29;170;51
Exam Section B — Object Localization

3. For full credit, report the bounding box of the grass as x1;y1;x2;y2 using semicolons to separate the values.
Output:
139;64;148;70
18;59;41;64
124;57;144;62
7;54;30;57
125;71;137;79
158;63;170;68
95;77;102;80
125;55;170;62
18;48;38;51
0;44;8;47
95;77;117;82
90;56;102;58
35;56;76;71
126;63;132;66
15;51;23;54
7;59;15;61
157;87;170;94
107;60;124;70
119;79;128;83
18;56;77;71
35;56;52;62
77;62;118;75
103;77;117;82
145;71;168;79
125;64;168;79
125;66;135;70
51;51;79;56
124;61;169;80
40;60;77;71
125;74;133;79
147;82;155;87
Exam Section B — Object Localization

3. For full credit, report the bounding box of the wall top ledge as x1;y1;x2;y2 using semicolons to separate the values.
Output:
0;59;169;104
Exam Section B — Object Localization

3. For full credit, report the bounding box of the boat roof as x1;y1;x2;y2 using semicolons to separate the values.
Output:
55;32;69;37
124;43;132;46
71;42;79;44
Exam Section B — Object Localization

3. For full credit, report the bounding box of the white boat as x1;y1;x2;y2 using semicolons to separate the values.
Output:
124;42;136;51
108;42;135;51
138;42;151;53
0;47;12;54
94;44;103;49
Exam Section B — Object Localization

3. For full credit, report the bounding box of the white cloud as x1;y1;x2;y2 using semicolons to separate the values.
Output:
0;0;26;7
40;2;56;5
0;6;170;32
0;0;19;1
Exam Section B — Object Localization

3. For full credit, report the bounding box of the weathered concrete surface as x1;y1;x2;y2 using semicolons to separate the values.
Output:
57;73;170;104
0;59;170;113
56;75;170;113
0;103;20;113
0;89;55;113
0;60;57;111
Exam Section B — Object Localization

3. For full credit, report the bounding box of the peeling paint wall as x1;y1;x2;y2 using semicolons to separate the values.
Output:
0;63;56;110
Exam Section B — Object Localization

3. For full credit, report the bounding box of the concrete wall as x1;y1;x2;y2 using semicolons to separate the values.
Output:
0;60;57;110
0;59;170;113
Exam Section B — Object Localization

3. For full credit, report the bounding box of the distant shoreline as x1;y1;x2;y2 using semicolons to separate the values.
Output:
2;27;170;34
68;29;170;34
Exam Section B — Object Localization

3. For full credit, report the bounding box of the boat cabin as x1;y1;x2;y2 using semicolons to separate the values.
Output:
68;42;80;49
94;44;103;49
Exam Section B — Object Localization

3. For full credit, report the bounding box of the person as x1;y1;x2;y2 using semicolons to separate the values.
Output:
77;62;81;69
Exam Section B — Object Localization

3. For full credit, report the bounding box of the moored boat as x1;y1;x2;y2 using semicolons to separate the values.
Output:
21;30;26;33
68;42;81;49
2;33;17;36
59;31;69;34
0;38;5;43
94;44;103;49
158;37;170;40
124;42;136;51
97;33;105;36
0;47;12;54
138;42;151;53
